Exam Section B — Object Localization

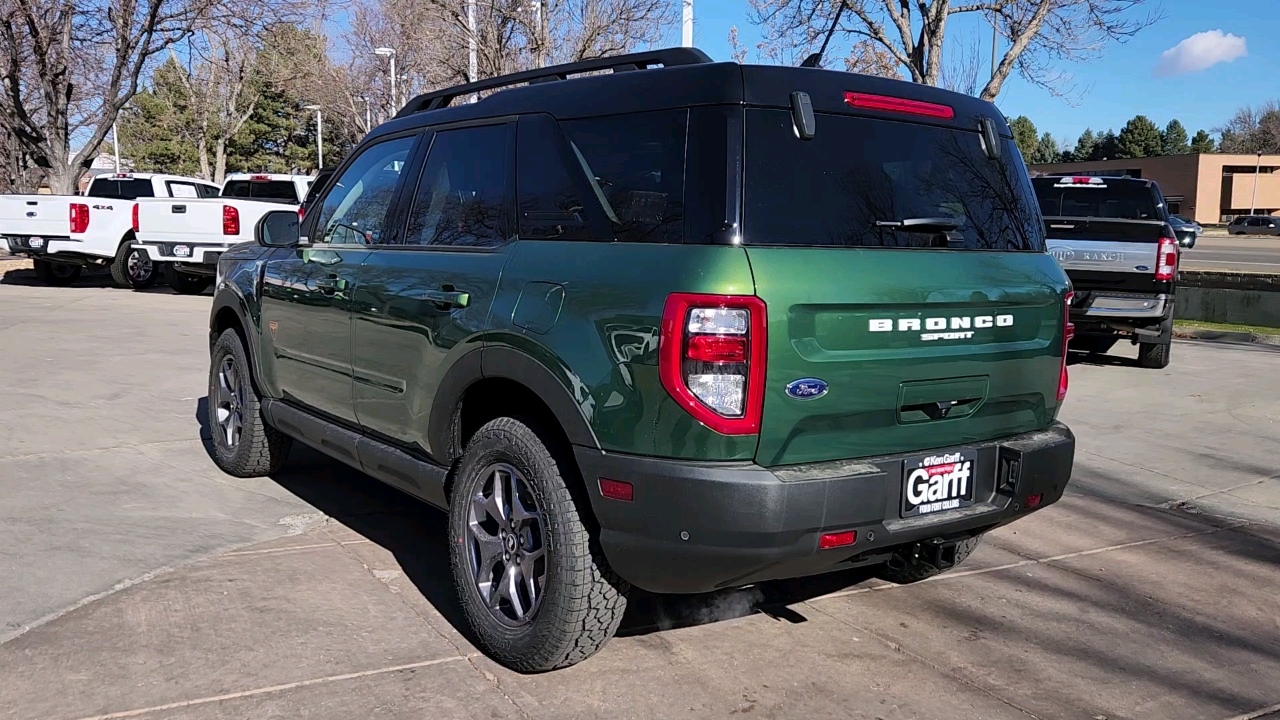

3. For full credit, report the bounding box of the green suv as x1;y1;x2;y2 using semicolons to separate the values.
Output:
207;48;1076;672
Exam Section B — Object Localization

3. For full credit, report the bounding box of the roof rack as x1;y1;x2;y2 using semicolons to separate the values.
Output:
395;47;714;118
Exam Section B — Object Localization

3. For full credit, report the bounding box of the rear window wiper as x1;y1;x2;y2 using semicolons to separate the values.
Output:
874;217;962;233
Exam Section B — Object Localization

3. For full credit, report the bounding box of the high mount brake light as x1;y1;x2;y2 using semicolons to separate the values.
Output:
844;92;954;119
70;203;89;234
1155;235;1178;281
1058;292;1074;403
659;293;766;435
222;205;240;236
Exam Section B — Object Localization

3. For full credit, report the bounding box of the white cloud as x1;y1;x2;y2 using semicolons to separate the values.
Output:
1153;30;1247;77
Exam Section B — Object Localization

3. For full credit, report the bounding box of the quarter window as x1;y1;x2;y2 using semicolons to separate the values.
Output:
404;125;510;247
313;136;416;245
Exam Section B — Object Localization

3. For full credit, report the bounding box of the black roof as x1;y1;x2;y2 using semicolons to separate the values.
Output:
367;47;1011;143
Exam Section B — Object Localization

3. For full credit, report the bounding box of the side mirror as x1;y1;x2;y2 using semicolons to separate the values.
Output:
258;210;300;248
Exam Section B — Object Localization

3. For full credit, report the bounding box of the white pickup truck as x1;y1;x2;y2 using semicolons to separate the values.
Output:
1;173;218;286
133;173;313;294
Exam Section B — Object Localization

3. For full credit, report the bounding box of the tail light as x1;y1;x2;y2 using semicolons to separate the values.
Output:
1057;292;1074;402
131;203;139;233
660;293;767;435
222;205;239;235
70;203;89;234
297;205;306;222
1155;234;1178;281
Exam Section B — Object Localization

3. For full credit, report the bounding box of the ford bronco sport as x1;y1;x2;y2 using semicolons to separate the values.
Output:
206;48;1076;672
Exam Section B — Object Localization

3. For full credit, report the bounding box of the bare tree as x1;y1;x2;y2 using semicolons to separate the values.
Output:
0;0;220;194
747;0;1159;100
1217;100;1280;155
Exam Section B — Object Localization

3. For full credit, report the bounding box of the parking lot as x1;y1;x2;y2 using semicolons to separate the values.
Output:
2;262;1279;720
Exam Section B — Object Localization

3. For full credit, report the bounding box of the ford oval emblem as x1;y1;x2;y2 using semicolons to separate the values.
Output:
785;378;828;400
1135;265;1150;271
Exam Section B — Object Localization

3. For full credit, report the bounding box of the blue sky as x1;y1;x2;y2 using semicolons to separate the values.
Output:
689;0;1276;150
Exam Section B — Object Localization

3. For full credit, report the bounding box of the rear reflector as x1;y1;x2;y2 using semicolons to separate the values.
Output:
844;92;954;119
598;478;633;502
819;531;856;550
1026;493;1043;508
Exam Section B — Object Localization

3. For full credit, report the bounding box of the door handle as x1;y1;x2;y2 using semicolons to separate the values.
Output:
422;289;470;308
315;275;347;295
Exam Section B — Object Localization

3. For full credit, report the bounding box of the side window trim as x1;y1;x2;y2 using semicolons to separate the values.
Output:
301;130;424;245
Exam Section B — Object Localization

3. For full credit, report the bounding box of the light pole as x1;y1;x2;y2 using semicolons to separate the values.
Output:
374;47;397;116
303;105;323;169
467;0;478;103
358;96;372;132
682;0;693;47
1250;151;1263;217
112;121;121;172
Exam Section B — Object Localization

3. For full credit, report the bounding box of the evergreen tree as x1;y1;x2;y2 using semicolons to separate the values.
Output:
1091;130;1119;160
1116;115;1163;158
1072;129;1096;162
1008;116;1040;161
1161;119;1189;154
1034;132;1061;164
119;59;202;176
1190;129;1216;153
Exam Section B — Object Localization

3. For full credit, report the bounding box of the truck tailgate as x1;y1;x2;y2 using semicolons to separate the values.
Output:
135;199;229;244
0;195;70;239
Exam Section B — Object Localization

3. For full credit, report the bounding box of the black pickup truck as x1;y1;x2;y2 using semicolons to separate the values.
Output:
1032;176;1179;369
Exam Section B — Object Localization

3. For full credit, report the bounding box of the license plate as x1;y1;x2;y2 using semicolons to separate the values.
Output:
901;449;978;517
29;237;44;248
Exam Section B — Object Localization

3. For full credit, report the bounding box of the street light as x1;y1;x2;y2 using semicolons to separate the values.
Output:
1250;151;1263;217
357;96;372;132
682;0;693;48
374;47;397;115
303;105;323;169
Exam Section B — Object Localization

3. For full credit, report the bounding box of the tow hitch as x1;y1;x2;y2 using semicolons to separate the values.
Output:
887;537;965;574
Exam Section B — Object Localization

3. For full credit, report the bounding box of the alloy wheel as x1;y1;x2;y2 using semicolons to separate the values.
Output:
466;463;547;627
127;250;152;282
213;355;243;448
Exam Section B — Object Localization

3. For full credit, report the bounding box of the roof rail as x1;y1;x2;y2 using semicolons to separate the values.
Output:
394;47;714;118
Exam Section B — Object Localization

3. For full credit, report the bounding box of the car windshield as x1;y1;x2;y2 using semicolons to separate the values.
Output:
742;110;1044;250
222;180;300;203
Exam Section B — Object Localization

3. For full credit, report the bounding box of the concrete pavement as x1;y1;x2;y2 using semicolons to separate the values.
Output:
2;262;1280;719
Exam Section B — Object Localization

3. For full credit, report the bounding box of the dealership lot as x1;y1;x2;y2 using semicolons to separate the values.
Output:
1;266;1279;720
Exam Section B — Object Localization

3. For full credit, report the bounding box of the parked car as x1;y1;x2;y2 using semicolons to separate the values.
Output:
206;48;1076;671
1035;176;1178;368
1228;215;1280;236
1168;214;1200;248
133;173;313;293
0;173;218;286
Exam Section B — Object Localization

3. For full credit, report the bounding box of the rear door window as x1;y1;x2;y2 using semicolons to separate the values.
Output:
198;184;221;198
404;124;510;248
166;182;199;198
743;110;1043;250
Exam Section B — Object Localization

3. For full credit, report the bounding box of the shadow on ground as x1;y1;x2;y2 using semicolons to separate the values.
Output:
194;397;882;646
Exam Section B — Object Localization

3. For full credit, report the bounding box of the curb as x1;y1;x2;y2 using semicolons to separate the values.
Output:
1174;327;1280;346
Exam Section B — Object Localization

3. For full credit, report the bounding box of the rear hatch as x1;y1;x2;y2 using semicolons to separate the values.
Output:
1033;176;1172;295
742;108;1068;467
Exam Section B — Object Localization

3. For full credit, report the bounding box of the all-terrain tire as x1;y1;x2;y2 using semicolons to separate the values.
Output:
207;328;292;478
449;417;629;672
33;259;81;286
168;266;212;295
1137;341;1171;369
111;239;156;290
876;536;983;584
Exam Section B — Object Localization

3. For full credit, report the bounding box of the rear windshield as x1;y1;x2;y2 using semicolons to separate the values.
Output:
743;110;1044;251
1032;179;1160;220
221;180;300;203
87;178;155;200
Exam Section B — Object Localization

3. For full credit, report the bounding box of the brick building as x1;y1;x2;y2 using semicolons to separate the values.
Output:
1029;153;1280;225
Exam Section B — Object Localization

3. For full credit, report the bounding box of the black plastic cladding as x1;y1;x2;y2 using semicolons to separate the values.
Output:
363;48;1014;144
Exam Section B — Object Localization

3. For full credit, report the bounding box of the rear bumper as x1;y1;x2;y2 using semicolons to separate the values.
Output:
2;234;64;258
134;242;229;266
1070;289;1174;343
576;423;1074;594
